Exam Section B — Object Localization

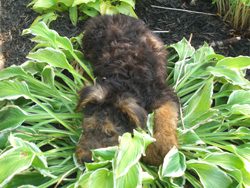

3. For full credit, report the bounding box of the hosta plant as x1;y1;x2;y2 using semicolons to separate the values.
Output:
0;22;250;188
29;0;137;25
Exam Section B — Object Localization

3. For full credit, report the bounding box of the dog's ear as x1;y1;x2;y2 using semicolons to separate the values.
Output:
76;85;107;111
117;98;147;128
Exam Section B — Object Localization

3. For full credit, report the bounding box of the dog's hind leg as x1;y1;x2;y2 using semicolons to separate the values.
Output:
143;101;178;166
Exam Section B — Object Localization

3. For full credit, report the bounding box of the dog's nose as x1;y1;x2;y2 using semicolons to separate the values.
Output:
83;157;93;163
76;146;93;164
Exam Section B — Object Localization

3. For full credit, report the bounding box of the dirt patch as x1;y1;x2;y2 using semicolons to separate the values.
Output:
50;13;85;38
135;0;250;56
0;0;249;68
0;0;37;67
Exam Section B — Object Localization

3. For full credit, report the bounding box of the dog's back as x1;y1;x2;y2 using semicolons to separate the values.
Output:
77;15;179;166
82;14;175;112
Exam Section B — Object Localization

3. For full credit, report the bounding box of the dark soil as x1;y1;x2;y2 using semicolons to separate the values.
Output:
0;0;37;67
0;0;249;68
136;0;250;56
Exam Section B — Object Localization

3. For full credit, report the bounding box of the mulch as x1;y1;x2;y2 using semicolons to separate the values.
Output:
135;0;250;56
0;0;249;68
0;0;37;67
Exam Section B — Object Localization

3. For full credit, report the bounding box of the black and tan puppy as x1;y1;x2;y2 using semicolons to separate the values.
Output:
76;14;179;166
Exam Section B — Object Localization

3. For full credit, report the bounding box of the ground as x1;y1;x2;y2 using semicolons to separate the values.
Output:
0;0;249;68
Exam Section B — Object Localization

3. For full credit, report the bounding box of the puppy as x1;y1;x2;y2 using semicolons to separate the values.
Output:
76;14;179;166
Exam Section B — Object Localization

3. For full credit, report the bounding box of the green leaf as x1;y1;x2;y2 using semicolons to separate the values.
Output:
170;38;195;61
27;48;75;72
88;168;113;188
225;145;250;186
216;56;250;70
193;43;215;63
0;80;31;101
204;152;244;170
23;22;74;52
116;3;137;18
85;0;100;11
69;6;78;26
227;90;250;105
41;65;55;87
100;1;118;15
73;0;96;6
207;66;250;89
18;185;37;188
31;0;56;11
187;109;219;129
0;66;28;81
21;61;47;75
9;135;52;177
120;0;135;8
0;105;27;132
161;147;186;178
81;6;99;17
231;104;250;116
57;0;74;6
31;12;58;26
184;77;213;127
23;21;93;80
92;146;117;161
146;112;154;136
188;160;233;188
233;127;250;140
4;172;50;188
113;130;154;178
113;133;143;178
0;132;9;149
77;172;92;188
170;38;195;83
204;152;244;181
115;163;141;188
112;131;153;188
116;2;137;17
206;53;225;61
85;161;110;171
179;130;204;145
0;147;35;187
214;83;240;106
141;171;155;184
170;176;186;187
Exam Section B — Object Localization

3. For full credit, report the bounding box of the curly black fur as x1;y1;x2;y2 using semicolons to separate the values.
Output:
82;14;178;111
76;14;179;164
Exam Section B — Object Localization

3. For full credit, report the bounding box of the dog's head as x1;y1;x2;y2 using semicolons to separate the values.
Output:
76;84;147;162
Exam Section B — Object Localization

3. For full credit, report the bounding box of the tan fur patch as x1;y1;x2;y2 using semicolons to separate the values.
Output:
84;117;97;130
102;120;117;136
117;98;147;128
143;101;178;166
77;85;107;110
140;32;165;53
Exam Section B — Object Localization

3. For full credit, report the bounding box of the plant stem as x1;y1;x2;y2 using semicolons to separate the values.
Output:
71;51;94;81
30;96;77;134
27;113;81;121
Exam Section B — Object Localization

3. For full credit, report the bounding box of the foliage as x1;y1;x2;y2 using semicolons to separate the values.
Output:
29;0;137;25
0;22;250;188
212;0;250;31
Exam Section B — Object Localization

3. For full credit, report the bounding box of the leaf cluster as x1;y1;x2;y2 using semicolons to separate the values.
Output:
29;0;137;26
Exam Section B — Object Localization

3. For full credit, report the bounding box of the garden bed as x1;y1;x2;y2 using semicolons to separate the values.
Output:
1;1;250;187
1;0;249;68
